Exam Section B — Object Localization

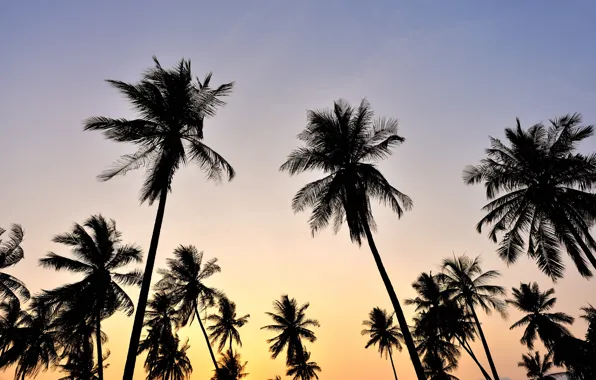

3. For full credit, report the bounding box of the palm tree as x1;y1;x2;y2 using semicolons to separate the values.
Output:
0;297;58;380
439;255;507;380
0;224;29;303
0;299;27;356
422;351;459;380
146;334;193;380
83;57;235;380
463;114;596;280
279;99;424;379
518;351;557;380
212;349;248;380
362;307;403;380
38;215;142;379
208;296;250;352
156;245;221;370
261;295;320;365
507;282;574;350
286;351;321;380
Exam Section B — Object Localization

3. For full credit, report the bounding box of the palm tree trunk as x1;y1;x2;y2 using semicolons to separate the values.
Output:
470;305;500;380
123;186;169;380
95;310;104;380
362;222;427;380
229;339;232;354
194;304;219;370
456;336;492;380
389;347;399;380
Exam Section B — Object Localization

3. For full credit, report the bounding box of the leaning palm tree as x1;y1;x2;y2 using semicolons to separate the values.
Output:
39;214;143;380
463;114;596;280
280;99;424;379
439;255;507;380
0;224;29;303
507;282;574;350
518;351;557;380
156;245;221;370
146;334;193;380
261;295;320;365
83;57;235;380
362;307;403;380
208;296;250;352
212;349;248;380
286;351;321;380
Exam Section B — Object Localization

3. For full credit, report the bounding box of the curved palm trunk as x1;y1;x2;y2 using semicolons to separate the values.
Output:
95;310;104;380
389;347;399;380
470;306;500;380
123;187;169;380
194;304;219;370
362;222;427;380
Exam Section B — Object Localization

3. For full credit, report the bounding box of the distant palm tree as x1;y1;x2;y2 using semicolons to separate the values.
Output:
463;114;596;280
261;295;320;365
286;351;321;380
146;334;192;380
422;352;459;380
83;56;235;380
362;307;403;380
280;99;424;379
156;245;221;370
507;282;574;349
212;349;248;380
440;255;506;380
39;214;142;380
0;224;29;303
0;297;58;380
518;351;557;380
208;296;250;352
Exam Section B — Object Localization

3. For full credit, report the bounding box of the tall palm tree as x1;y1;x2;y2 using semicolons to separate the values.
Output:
362;307;403;380
146;334;193;380
0;224;29;303
518;351;557;380
463;114;596;280
440;255;506;380
261;295;320;365
286;351;321;380
83;57;235;380
39;214;143;380
212;349;248;380
279;99;424;379
507;282;574;350
156;245;221;370
208;296;250;352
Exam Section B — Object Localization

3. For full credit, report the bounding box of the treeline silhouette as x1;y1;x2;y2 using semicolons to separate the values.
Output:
1;57;596;380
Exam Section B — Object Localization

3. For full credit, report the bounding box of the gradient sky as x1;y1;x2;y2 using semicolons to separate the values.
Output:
1;1;596;379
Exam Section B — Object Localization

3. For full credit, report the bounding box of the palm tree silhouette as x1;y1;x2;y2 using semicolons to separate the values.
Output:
0;224;29;303
156;245;221;370
0;297;58;380
212;349;248;380
146;334;193;380
279;99;424;379
83;56;235;380
439;255;506;380
38;214;142;380
0;299;27;356
518;351;557;380
261;295;320;365
362;307;403;380
286;351;321;380
507;282;574;350
422;352;459;380
57;349;110;380
463;114;596;280
208;296;250;352
581;304;596;343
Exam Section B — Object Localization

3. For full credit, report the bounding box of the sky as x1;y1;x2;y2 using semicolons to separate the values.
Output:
1;0;596;379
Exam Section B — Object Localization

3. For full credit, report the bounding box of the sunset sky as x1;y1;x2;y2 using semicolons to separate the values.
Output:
1;1;596;379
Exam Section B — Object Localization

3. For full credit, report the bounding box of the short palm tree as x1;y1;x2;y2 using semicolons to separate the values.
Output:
156;245;221;370
422;352;459;380
440;255;506;380
212;349;248;380
463;114;596;280
518;351;557;380
507;282;574;349
280;99;423;378
146;334;192;380
83;56;235;380
208;296;250;352
261;295;320;365
0;224;29;303
362;307;403;380
286;351;321;380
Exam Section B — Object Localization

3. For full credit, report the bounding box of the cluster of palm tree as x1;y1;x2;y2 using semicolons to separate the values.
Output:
2;56;596;379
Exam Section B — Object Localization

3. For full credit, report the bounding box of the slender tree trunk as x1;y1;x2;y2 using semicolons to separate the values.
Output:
194;304;219;370
95;310;104;380
362;222;427;380
456;336;492;380
123;187;169;380
229;338;232;354
470;305;500;380
389;347;399;380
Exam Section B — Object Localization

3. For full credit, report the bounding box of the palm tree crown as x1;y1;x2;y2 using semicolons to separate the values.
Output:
362;307;403;357
146;334;192;380
463;114;596;279
212;349;248;380
518;351;557;380
0;224;29;303
207;296;250;352
286;351;321;380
